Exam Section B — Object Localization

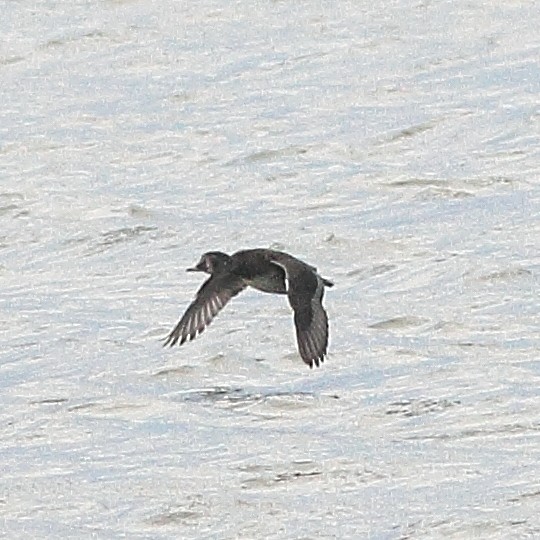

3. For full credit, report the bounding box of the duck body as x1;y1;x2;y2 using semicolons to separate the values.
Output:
164;248;333;368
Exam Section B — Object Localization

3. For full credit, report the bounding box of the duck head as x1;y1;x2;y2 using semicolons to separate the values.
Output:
187;251;232;274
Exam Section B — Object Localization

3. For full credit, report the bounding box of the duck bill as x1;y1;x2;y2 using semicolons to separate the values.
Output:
186;261;205;272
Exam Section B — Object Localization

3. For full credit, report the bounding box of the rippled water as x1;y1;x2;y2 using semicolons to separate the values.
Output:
2;1;540;538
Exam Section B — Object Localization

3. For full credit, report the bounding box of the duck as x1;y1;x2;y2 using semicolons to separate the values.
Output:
164;248;333;368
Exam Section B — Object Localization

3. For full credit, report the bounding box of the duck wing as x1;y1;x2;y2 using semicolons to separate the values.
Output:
164;273;246;347
270;256;330;368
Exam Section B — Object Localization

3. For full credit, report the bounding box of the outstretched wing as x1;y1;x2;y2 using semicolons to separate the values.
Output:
291;276;329;368
270;256;329;368
164;274;246;347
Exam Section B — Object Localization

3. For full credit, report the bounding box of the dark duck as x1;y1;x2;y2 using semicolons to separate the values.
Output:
164;249;333;368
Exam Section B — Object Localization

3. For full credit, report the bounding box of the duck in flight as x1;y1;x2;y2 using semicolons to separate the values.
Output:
164;248;333;368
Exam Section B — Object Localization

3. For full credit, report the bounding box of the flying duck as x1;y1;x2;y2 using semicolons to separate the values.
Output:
164;248;333;367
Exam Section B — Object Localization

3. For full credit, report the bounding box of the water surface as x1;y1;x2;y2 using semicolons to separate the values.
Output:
1;1;540;538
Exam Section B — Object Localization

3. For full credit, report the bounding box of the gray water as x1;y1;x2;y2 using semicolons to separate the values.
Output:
2;1;540;538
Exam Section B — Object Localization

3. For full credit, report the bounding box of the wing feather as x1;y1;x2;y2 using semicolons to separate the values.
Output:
164;273;246;347
271;256;330;368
